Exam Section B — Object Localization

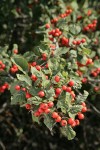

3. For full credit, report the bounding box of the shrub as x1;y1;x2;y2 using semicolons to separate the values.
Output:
0;0;100;140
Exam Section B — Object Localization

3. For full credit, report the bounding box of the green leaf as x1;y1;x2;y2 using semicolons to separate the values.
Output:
31;66;41;77
69;105;82;114
29;87;40;96
60;125;76;140
94;60;100;68
32;113;40;124
11;90;26;105
54;47;69;56
45;88;55;101
82;48;91;55
57;93;72;113
17;74;32;86
75;91;89;104
11;55;29;74
28;96;42;105
44;114;55;131
69;25;81;35
70;50;77;57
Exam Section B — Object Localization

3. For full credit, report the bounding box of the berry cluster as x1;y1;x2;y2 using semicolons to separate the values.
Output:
0;83;9;93
0;60;6;71
83;19;97;32
10;65;18;73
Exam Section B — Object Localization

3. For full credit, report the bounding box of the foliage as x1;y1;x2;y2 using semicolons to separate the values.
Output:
0;0;100;141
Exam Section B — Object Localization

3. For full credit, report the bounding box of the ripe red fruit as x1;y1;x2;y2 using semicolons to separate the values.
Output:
38;91;45;98
40;103;48;109
45;23;50;29
60;120;67;126
68;80;74;87
55;116;62;122
31;62;37;67
73;40;77;45
26;92;32;99
81;38;86;43
71;121;76;127
22;88;26;91
52;112;58;119
81;107;87;113
78;113;84;120
25;104;31;110
62;85;67;91
86;58;93;65
42;53;47;60
1;85;7;90
66;86;71;92
31;74;37;81
15;85;20;91
55;88;62;95
38;108;44;113
44;108;51;114
13;49;18;54
81;77;87;83
75;119;80;126
48;102;54;108
76;40;81;45
67;118;74;125
36;65;41;71
54;75;60;82
94;86;99;92
81;102;86;107
34;111;40;117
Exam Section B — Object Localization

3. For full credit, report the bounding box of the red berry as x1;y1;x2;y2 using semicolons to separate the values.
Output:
34;111;40;117
81;78;87;83
40;103;48;109
67;118;74;125
55;116;62;122
36;65;41;71
38;108;44;113
38;91;45;98
94;86;99;92
22;88;26;91
81;102;86;107
75;119;80;126
55;88;62;95
44;108;51;114
45;23;50;29
13;49;18;54
81;107;87;113
1;85;7;90
52;112;58;119
73;40;77;45
15;85;20;91
31;74;37;81
60;120;67;126
42;53;47;60
54;75;60;82
26;92;32;99
81;38;86;43
71;121;76;127
86;58;93;65
66;86;71;92
48;102;54;108
78;113;84;120
68;80;74;87
25;104;31;110
62;85;67;91
76;40;81;45
31;62;37;67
